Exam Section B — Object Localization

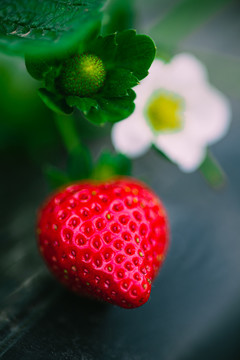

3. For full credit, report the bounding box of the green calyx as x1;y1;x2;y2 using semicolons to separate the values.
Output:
57;53;106;97
26;30;156;124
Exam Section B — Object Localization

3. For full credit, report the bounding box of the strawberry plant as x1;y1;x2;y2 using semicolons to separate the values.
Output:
0;0;169;308
0;0;230;310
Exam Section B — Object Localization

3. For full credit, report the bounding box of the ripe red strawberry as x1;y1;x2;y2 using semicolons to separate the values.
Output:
37;177;169;308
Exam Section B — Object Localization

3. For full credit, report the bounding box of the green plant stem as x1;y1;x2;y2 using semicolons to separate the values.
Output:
199;150;226;189
53;113;93;182
54;113;80;153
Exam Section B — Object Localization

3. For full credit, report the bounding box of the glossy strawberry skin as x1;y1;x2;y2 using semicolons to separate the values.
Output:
37;177;169;309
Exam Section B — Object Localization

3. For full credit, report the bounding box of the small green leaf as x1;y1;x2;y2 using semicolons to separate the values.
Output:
199;150;226;189
124;88;136;101
67;145;93;181
25;55;53;80
87;90;136;124
88;34;117;65
38;88;72;115
44;165;70;190
101;68;139;97
66;96;99;113
0;0;106;56
115;30;156;80
43;65;63;94
92;151;132;180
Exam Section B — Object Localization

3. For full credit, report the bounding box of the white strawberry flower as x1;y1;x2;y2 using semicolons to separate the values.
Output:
111;53;231;172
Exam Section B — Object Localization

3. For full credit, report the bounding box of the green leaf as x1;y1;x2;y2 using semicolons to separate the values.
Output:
92;151;132;181
199;150;226;189
25;55;53;80
115;30;156;80
44;165;70;190
67;145;93;181
87;90;136;124
0;0;106;56
38;88;72;115
66;96;99;113
88;34;117;65
101;68;139;97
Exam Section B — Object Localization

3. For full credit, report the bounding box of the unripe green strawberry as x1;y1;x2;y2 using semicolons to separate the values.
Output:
37;177;169;309
56;53;106;97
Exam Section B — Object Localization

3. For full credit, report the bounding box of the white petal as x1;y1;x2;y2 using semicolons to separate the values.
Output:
144;59;180;94
134;55;208;112
138;54;209;101
111;112;153;158
169;53;208;85
183;85;231;145
155;132;206;172
134;60;168;113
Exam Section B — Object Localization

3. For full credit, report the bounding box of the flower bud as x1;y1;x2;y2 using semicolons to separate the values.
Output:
56;53;106;97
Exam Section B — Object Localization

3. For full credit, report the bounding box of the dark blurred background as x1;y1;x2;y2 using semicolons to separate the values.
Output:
0;0;240;359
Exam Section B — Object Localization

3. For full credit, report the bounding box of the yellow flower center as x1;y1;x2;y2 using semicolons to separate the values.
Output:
146;92;184;133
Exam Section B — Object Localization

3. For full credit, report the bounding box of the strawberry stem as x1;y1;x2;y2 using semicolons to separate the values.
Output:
54;113;81;153
53;113;93;183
